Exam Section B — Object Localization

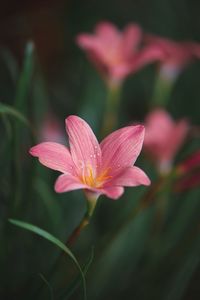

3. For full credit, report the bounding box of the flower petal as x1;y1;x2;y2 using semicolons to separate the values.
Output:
29;142;73;173
165;120;189;162
55;174;86;193
95;22;120;43
131;44;164;72
122;24;142;57
76;34;100;51
101;186;124;200
100;125;145;175
144;109;174;146
108;166;151;187
66;116;101;176
144;109;189;170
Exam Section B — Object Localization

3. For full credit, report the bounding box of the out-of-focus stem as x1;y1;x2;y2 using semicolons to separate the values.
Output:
151;69;175;108
101;82;122;138
99;169;177;251
130;169;177;219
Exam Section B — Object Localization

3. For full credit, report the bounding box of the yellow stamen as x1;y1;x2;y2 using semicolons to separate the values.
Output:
80;165;112;188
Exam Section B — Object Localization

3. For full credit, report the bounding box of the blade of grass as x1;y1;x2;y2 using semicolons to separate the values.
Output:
0;47;19;84
0;102;32;130
15;41;34;112
164;235;200;300
13;41;35;211
39;273;54;300
8;219;87;300
59;247;94;300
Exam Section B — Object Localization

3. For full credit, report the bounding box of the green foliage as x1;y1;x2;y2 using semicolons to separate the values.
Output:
9;219;87;300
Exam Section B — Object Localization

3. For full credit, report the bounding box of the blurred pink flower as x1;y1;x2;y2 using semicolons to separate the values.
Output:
40;113;65;144
144;109;189;173
145;35;200;80
175;172;200;192
178;150;200;174
175;150;200;192
76;22;163;85
30;115;150;200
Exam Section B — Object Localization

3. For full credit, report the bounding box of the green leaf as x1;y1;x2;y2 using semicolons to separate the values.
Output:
0;102;33;131
34;178;62;228
59;247;94;300
8;219;87;300
39;273;54;300
15;41;34;112
0;102;35;211
164;235;200;300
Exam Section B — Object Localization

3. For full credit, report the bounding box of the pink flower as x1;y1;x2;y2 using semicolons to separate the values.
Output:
175;172;200;192
76;22;163;85
178;150;200;174
144;109;189;173
145;35;200;80
30;115;150;200
175;150;200;192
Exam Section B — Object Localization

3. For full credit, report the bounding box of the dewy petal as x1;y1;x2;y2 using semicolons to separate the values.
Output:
100;125;145;175
101;186;124;200
29;142;74;174
66;116;101;175
109;166;151;187
55;174;86;193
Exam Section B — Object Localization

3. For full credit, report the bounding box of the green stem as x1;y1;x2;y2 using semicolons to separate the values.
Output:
35;192;98;299
101;82;122;138
151;70;174;108
67;191;98;246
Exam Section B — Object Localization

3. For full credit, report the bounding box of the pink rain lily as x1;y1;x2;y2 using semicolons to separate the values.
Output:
30;115;150;200
145;35;200;80
144;109;189;173
76;22;164;85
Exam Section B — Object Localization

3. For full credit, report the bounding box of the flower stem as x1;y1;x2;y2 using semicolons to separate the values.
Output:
101;82;122;137
67;191;98;246
151;70;174;108
35;192;98;298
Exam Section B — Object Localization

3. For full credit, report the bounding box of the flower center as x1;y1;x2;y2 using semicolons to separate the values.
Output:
105;49;123;66
80;165;112;188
